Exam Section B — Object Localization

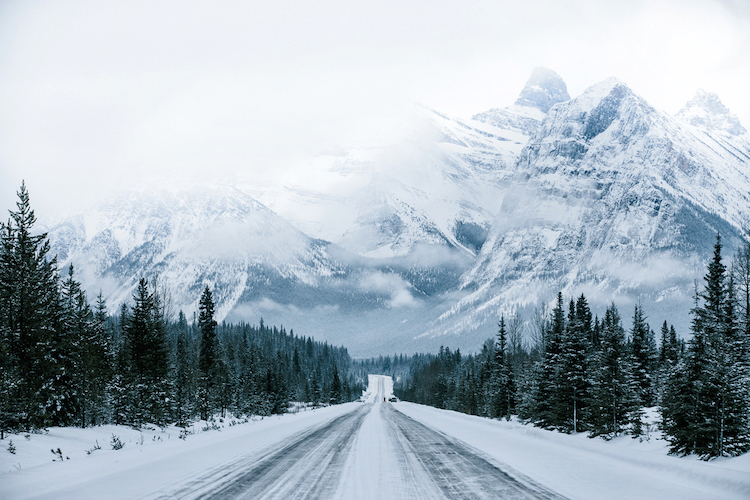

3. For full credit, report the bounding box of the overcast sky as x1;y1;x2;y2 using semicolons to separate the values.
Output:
1;0;749;220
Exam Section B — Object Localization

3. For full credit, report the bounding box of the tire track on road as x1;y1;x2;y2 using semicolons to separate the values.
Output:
151;404;369;500
383;404;568;500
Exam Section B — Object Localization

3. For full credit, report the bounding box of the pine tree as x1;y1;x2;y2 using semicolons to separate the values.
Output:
558;296;591;432
588;304;639;438
489;317;510;418
630;303;656;407
659;321;671;368
662;234;750;457
536;292;565;429
173;310;194;425
89;291;113;426
0;182;61;430
197;286;219;419
122;278;170;426
330;365;342;404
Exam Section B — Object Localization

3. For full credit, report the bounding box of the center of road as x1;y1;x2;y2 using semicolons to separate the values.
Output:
151;375;566;500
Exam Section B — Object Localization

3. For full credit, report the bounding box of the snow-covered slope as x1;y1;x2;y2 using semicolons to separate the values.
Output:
472;67;570;135
51;185;354;321
676;89;747;137
332;105;525;258
433;77;750;338
250;103;527;260
49;185;471;355
243;70;572;260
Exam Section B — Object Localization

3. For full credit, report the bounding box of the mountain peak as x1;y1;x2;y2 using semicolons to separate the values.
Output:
514;67;570;113
676;89;746;136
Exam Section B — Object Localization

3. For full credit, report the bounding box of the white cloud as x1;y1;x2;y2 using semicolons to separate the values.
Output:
358;271;419;308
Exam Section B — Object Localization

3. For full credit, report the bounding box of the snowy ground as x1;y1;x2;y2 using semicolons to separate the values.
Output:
1;375;749;499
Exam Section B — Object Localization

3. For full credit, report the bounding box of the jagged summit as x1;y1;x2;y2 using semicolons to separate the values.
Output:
514;67;570;113
472;67;569;135
676;89;746;136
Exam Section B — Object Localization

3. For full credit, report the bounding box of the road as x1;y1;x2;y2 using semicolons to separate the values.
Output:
152;375;566;500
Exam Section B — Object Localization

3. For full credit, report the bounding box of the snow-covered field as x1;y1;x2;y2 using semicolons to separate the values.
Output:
1;375;749;499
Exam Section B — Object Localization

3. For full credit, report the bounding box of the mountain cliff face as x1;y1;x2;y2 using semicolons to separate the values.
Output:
256;104;526;260
47;69;750;355
434;78;750;338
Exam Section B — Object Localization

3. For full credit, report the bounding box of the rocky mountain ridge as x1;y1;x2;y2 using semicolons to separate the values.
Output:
48;69;750;355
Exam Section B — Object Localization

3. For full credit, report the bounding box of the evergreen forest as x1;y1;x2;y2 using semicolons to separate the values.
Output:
2;182;749;460
0;183;363;439
369;235;750;459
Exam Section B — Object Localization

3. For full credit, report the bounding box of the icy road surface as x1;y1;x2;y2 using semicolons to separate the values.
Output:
153;375;562;499
3;374;749;499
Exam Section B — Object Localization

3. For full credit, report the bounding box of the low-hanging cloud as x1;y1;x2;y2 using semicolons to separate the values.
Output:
358;271;419;308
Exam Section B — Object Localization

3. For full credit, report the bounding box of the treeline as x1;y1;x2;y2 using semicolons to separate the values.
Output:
395;235;750;459
0;183;362;437
352;354;412;388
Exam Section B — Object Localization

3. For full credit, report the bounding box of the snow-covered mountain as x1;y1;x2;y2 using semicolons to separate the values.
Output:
51;185;352;320
247;105;527;260
432;77;750;338
49;185;471;354
47;69;750;355
240;70;573;261
676;89;747;137
472;66;570;135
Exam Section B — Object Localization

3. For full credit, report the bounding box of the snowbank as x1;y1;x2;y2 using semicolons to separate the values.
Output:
0;404;360;499
394;402;750;500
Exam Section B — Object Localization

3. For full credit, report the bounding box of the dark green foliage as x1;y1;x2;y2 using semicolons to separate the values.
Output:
629;303;656;408
487;317;512;419
120;278;171;426
662;234;750;458
558;297;592;433
587;304;639;438
197;286;220;419
0;182;61;432
173;311;195;426
396;293;671;443
536;292;566;429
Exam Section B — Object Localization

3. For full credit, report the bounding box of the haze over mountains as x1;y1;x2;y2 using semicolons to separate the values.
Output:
48;68;750;356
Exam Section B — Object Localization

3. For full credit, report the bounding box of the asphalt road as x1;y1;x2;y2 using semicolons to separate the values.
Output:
151;376;566;500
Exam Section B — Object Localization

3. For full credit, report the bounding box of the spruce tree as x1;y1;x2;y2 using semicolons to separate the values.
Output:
330;365;342;404
536;292;565;429
559;295;591;433
174;310;195;425
490;317;510;418
89;291;113;426
197;286;219;419
662;234;750;457
629;303;656;437
0;182;61;430
588;304;638;438
122;278;170;425
630;303;656;407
